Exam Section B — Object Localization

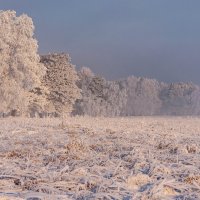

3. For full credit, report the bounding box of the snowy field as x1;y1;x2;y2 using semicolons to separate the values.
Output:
0;117;200;199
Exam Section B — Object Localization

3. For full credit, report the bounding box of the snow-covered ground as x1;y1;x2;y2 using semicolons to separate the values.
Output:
0;116;200;199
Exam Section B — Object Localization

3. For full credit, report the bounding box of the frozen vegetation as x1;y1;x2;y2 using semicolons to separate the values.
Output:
0;117;200;199
1;10;200;200
1;10;200;118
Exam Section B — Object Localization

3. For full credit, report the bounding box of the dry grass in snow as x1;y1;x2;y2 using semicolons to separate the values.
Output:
0;116;200;199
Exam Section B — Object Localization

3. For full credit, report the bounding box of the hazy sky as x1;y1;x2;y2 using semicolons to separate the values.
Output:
1;1;200;83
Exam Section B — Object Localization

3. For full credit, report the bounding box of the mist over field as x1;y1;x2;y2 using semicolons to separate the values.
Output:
1;2;200;200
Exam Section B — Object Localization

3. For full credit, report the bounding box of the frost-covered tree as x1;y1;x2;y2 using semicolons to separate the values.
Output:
73;67;127;116
41;53;81;116
160;82;200;115
121;76;162;116
28;85;50;117
0;10;46;115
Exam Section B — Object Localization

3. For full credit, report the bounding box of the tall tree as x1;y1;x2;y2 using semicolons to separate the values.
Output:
0;10;46;115
41;53;81;116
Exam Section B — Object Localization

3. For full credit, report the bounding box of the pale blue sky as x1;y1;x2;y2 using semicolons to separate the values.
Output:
1;1;200;83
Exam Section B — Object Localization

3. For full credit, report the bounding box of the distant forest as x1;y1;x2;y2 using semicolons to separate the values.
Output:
1;10;200;117
73;67;200;116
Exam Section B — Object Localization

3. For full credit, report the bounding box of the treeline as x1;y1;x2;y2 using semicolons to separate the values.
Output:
1;10;200;117
73;68;200;116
